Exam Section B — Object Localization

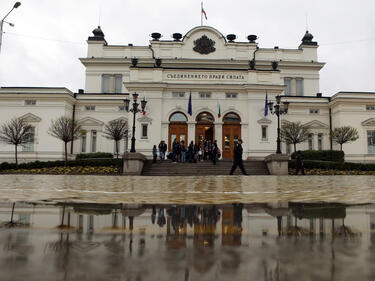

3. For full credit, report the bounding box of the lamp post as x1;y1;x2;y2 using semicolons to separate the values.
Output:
0;2;21;54
124;93;147;153
268;95;289;154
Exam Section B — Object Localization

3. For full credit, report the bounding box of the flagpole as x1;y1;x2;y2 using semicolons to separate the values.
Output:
201;2;203;26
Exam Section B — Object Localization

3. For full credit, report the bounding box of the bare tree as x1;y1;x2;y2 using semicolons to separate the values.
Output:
280;121;310;152
49;116;81;165
331;126;359;151
103;119;128;158
0;117;33;167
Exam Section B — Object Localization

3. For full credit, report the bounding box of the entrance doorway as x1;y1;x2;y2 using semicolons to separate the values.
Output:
195;112;215;144
222;113;241;159
168;112;188;151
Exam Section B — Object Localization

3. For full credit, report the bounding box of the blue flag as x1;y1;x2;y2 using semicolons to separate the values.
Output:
188;92;192;116
264;91;268;116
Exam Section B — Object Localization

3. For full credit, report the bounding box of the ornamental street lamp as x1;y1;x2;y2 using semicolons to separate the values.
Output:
124;93;147;153
0;2;21;54
268;95;289;154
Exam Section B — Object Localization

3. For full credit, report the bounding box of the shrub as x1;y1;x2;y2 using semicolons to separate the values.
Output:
291;150;344;162
0;158;122;171
76;152;114;159
289;160;375;171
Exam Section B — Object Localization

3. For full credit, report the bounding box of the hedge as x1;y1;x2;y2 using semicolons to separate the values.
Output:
76;152;114;159
289;160;375;171
0;158;123;171
291;150;344;162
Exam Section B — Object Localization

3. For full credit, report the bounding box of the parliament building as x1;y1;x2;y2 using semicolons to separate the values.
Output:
0;26;374;162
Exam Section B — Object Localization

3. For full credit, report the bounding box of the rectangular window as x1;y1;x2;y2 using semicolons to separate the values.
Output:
308;133;314;150
119;106;128;111
85;105;96;111
309;109;320;114
91;130;97;152
141;124;148;139
81;133;87;153
261;125;268;141
172;92;185;98
368;130;375;154
284;78;292;95
366;105;375;111
23;127;35;152
114;75;123;93
24;100;36;106
199;92;211;99
296;77;304;96
102;75;110;93
318;133;323;150
225;93;238;99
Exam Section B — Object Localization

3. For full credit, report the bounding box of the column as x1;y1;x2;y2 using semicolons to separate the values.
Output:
214;122;223;151
241;123;249;158
187;121;196;143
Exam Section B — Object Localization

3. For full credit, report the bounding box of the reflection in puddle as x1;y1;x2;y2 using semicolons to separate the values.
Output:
0;202;374;280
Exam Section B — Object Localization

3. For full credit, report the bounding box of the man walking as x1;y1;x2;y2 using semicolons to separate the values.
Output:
229;139;248;175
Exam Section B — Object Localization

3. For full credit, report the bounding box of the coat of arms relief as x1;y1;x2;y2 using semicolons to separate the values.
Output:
193;35;216;54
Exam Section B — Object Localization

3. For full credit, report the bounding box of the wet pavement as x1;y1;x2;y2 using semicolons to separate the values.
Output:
1;174;375;280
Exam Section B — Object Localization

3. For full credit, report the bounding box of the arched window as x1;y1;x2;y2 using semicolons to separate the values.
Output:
223;112;241;123
196;112;214;123
170;112;187;122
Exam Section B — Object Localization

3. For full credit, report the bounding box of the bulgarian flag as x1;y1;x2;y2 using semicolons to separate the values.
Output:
201;4;207;20
217;98;221;118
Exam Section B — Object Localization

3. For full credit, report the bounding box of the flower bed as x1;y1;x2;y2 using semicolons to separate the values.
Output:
289;168;375;175
1;166;121;175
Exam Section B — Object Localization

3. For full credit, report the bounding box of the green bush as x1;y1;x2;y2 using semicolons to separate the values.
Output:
291;150;344;162
0;158;122;171
289;160;375;171
76;152;114;159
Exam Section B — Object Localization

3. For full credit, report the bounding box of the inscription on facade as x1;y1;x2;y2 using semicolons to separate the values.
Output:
165;73;245;81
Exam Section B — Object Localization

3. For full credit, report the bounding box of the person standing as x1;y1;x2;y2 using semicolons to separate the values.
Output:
212;141;218;165
295;150;305;175
229;139;248;175
188;141;194;163
152;145;157;163
158;140;167;161
180;140;186;163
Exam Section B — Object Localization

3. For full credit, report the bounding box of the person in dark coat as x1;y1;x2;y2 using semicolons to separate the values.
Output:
152;145;157;163
212;140;218;165
188;141;194;163
295;150;305;175
172;139;178;163
158;140;167;161
229;139;248;175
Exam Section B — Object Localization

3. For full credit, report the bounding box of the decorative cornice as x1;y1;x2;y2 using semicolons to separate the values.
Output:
257;117;272;124
137;116;153;124
303;120;329;129
361;118;375;126
19;113;42;123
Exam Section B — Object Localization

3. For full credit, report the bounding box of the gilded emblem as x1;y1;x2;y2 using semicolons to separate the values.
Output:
193;35;216;54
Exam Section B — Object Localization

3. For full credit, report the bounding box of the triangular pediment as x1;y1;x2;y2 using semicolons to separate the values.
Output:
257;117;272;124
304;120;329;129
19;113;41;123
137;115;153;124
78;117;104;126
109;116;128;124
362;118;375;126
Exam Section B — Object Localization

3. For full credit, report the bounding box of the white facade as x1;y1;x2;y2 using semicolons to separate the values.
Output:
0;26;374;163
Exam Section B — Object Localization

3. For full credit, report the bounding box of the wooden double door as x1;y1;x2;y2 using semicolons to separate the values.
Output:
195;123;214;144
222;124;241;159
168;123;188;151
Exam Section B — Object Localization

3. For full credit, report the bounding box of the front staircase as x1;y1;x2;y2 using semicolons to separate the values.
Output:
142;159;269;176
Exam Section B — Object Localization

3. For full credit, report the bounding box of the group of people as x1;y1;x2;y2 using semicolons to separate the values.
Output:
152;139;221;165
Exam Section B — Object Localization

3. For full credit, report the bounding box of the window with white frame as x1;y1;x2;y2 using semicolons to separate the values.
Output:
366;105;375;111
308;133;314;150
91;130;97;152
318;133;323;150
199;92;211;99
368;130;375;154
172;92;185;98
309;109;320;114
225;93;238;99
296;77;304;96
81;131;87;153
102;74;123;93
261;125;268;141
24;100;36;106
23;127;35;152
141;124;148;139
85;105;96;111
284;78;292;95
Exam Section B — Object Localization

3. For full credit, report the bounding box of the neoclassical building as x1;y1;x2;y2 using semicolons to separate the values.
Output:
0;26;374;163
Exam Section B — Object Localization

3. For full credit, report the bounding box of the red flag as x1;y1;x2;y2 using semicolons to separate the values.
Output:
202;8;207;20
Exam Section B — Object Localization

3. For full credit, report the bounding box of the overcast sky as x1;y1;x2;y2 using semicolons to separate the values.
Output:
0;0;374;95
